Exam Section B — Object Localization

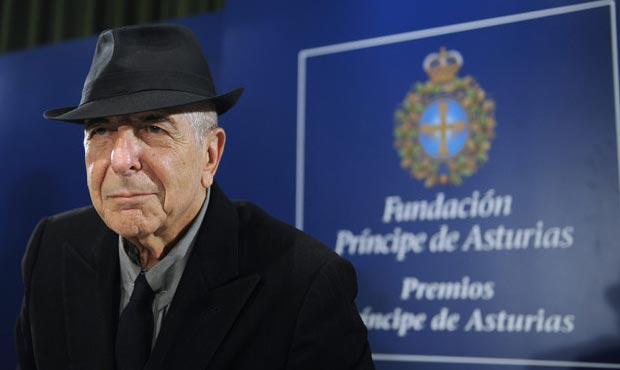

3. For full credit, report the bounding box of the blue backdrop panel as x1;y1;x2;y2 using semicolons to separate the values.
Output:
301;3;619;367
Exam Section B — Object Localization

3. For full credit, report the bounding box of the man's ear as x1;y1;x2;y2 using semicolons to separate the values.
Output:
201;127;226;188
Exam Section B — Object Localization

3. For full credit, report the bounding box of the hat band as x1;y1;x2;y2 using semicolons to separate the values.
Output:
80;70;217;105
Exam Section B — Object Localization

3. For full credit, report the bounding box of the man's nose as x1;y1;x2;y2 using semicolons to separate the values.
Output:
110;127;142;175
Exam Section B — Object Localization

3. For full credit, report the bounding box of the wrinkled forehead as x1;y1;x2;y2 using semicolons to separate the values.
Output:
84;109;180;128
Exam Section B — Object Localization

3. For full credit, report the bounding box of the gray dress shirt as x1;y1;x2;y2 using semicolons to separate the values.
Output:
118;189;210;347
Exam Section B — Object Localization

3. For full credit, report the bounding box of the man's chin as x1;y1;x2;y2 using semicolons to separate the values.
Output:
101;210;160;239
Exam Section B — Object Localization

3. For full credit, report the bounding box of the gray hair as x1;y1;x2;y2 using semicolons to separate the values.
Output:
179;101;219;145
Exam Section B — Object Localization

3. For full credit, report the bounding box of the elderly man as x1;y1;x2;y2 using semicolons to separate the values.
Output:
16;24;374;370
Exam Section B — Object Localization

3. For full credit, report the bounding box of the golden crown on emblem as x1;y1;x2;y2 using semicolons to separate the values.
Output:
423;47;463;83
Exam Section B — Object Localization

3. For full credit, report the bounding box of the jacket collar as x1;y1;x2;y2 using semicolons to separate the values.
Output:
62;221;119;369
147;182;260;369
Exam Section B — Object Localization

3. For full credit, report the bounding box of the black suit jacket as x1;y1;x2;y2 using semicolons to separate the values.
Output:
16;184;374;369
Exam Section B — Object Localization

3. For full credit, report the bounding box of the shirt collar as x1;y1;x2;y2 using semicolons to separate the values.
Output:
118;187;211;309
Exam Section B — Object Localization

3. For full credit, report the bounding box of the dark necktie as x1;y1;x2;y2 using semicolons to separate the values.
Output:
116;271;155;370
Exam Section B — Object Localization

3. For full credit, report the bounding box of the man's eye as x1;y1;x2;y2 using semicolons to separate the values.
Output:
89;127;108;137
146;125;163;134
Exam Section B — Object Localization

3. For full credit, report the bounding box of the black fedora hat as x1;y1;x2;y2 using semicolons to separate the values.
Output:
44;23;243;123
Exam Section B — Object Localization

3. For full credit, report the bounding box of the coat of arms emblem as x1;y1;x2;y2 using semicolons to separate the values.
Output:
394;47;496;187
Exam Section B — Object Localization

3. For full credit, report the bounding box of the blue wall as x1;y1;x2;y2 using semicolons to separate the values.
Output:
1;0;619;368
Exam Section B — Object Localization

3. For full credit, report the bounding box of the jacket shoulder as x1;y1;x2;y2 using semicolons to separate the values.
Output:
232;200;341;274
25;206;113;268
46;206;105;229
40;206;110;242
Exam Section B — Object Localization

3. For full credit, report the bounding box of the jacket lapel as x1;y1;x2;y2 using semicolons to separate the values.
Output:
62;227;119;369
147;183;260;370
147;271;260;370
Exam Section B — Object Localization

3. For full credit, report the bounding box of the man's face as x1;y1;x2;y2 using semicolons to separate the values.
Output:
84;110;223;245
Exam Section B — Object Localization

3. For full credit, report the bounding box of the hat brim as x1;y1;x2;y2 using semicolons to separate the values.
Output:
43;87;243;123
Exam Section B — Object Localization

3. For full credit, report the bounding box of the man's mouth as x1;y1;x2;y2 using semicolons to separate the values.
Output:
107;192;156;199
